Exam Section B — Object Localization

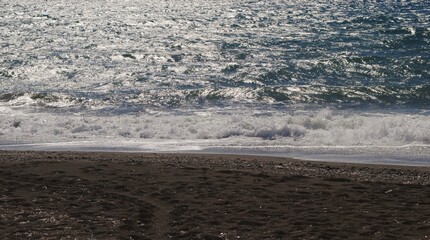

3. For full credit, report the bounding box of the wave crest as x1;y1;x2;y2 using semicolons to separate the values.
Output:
1;108;429;147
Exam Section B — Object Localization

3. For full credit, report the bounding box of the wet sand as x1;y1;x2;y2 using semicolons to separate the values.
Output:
0;151;430;239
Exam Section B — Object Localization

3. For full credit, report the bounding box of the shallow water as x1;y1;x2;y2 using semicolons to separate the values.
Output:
0;0;429;165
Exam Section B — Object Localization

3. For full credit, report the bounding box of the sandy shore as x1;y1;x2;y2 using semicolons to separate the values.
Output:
0;151;429;239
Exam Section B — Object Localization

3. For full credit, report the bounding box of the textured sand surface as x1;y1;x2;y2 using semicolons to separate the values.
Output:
1;151;430;239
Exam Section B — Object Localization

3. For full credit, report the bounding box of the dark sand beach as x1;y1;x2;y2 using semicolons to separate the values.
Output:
1;151;430;239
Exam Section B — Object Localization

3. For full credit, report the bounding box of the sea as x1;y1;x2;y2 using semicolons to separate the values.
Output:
1;0;429;165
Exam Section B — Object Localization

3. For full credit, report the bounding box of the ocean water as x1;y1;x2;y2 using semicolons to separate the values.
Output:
1;0;429;165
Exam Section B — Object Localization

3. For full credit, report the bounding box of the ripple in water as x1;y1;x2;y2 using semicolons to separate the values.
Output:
0;0;429;164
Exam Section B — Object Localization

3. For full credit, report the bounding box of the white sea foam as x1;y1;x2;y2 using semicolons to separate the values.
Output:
1;0;429;166
1;107;429;165
1;108;429;145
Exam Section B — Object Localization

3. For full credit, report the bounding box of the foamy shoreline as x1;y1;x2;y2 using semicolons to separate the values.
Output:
1;141;430;167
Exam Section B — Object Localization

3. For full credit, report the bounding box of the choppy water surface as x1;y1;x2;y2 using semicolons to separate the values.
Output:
0;0;429;164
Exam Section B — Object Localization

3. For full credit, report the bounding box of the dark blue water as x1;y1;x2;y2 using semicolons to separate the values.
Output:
0;0;429;110
1;0;430;165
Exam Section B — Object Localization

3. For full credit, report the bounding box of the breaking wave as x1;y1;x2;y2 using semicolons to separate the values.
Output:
1;84;429;109
1;108;429;147
1;0;429;164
